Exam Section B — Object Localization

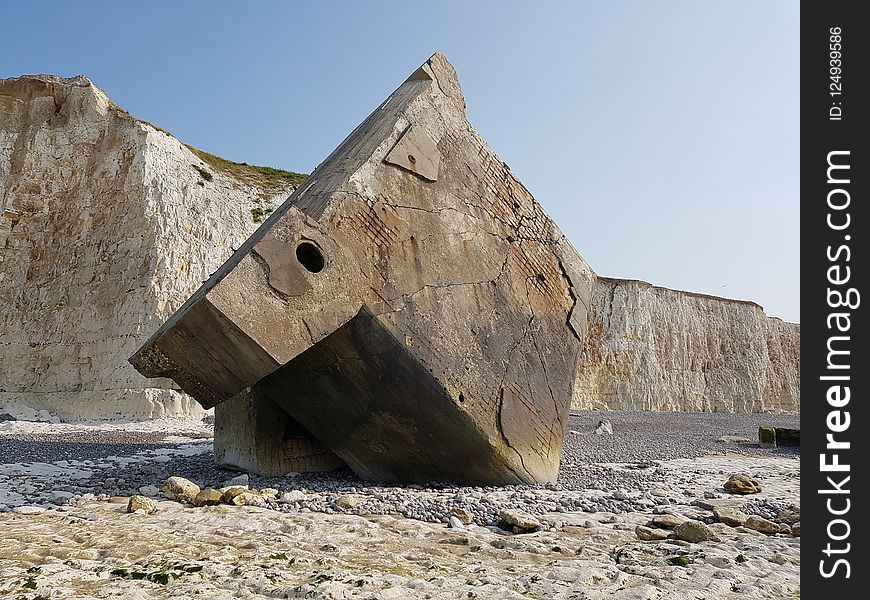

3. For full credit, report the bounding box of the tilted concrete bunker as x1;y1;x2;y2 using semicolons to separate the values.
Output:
130;52;596;485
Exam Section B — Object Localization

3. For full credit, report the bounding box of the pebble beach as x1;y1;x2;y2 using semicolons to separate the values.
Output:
0;410;800;599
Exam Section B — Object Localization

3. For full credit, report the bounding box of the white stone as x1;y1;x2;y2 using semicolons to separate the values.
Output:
161;476;200;503
593;419;613;435
278;490;307;503
227;474;249;486
12;505;46;514
498;509;540;531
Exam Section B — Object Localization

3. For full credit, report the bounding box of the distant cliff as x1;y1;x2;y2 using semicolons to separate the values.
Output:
573;277;800;413
0;74;304;420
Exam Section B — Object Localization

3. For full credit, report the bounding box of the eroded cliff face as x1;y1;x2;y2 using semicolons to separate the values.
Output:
573;277;800;413
0;75;301;420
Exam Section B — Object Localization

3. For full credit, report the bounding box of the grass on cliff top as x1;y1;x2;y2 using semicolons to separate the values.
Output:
105;104;306;191
186;145;308;190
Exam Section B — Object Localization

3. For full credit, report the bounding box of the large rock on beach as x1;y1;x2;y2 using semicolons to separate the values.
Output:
450;507;475;525
193;489;223;507
222;486;249;503
650;514;686;529
127;495;157;515
636;525;669;541
161;476;200;503
498;509;541;532
3;62;799;434
745;515;780;535
674;520;720;543
713;506;749;527
723;474;762;494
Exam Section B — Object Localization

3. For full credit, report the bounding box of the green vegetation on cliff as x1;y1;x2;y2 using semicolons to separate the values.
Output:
186;145;307;191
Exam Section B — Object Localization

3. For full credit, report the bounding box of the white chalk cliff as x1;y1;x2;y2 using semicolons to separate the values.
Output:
0;74;798;419
572;278;800;413
0;75;301;420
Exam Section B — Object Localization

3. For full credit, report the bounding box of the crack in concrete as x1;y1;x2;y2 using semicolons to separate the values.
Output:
377;251;512;316
462;197;517;232
385;202;505;241
384;202;468;218
300;317;315;345
556;257;582;342
497;386;534;481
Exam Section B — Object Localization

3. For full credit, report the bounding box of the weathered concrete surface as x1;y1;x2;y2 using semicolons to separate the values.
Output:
756;426;800;448
573;277;800;413
773;427;800;446
0;74;300;420
131;53;596;484
214;387;345;476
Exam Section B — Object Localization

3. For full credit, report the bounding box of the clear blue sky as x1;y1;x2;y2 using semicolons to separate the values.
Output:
1;1;799;322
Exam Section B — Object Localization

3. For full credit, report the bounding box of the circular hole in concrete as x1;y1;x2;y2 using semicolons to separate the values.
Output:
296;242;324;273
458;393;465;403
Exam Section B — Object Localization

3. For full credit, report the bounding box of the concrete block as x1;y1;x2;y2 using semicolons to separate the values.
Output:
131;52;595;484
759;426;777;448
